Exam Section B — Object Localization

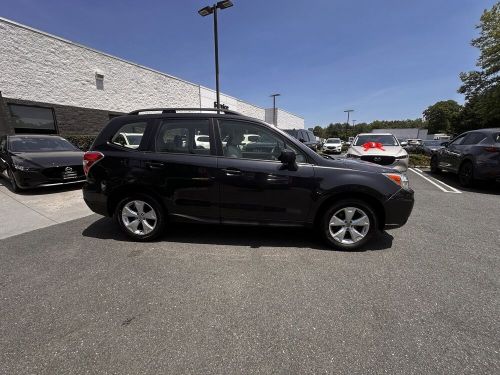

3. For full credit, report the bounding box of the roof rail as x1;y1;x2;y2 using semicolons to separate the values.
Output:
127;108;243;116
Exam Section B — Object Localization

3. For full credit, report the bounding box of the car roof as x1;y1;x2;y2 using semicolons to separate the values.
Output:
357;133;394;136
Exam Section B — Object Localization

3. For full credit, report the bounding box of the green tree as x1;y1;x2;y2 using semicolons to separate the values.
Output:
458;2;500;128
312;125;325;138
423;100;463;134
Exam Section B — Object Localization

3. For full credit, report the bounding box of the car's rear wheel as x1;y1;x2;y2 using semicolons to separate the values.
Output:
458;161;474;187
321;199;377;251
115;194;165;241
7;168;19;193
430;155;441;174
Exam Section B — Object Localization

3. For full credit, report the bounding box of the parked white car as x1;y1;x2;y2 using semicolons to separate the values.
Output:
346;133;409;172
323;138;343;154
195;134;211;149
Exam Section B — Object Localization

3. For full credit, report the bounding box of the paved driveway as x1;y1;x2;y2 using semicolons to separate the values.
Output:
0;178;92;239
0;171;499;374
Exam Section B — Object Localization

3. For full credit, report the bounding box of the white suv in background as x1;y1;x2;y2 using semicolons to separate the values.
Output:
346;133;409;172
323;138;343;154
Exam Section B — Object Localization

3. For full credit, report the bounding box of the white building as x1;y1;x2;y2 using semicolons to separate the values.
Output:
0;17;304;135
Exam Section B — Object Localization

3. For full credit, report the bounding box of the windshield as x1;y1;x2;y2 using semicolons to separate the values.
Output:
9;137;78;152
326;138;341;143
354;135;398;146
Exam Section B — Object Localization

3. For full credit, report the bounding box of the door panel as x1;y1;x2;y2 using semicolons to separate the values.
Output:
216;119;315;224
218;157;315;223
145;118;219;222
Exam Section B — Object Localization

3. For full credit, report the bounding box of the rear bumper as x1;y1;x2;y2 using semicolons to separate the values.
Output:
82;182;109;216
383;188;414;229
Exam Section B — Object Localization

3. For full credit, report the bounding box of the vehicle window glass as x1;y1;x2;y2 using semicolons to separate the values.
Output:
354;135;398;146
493;133;500;143
461;132;486;145
0;137;6;152
8;104;57;132
219;120;306;163
111;121;147;149
449;134;466;146
307;131;315;142
156;119;211;154
8;136;78;153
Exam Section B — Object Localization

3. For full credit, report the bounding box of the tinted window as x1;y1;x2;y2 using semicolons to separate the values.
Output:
307;131;315;142
8;104;56;132
219;120;306;163
354;135;398;146
493;133;500;143
0;137;6;152
156;119;211;154
422;140;441;146
461;132;486;145
9;137;78;152
449;134;466;146
111;122;147;149
327;138;341;143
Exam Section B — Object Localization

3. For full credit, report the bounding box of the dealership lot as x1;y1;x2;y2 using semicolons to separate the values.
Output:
0;172;499;374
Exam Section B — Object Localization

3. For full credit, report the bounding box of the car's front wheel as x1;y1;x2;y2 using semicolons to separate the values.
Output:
321;199;377;251
115;194;165;241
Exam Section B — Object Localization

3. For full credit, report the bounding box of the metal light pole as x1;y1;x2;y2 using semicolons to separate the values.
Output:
352;120;357;126
270;93;281;127
198;1;234;112
344;109;354;140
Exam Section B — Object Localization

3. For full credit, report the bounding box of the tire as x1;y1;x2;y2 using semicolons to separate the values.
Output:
458;161;474;187
430;155;441;174
321;199;378;251
7;168;19;193
115;194;165;241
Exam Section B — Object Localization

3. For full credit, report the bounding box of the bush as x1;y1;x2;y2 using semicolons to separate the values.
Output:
409;153;430;167
63;135;97;151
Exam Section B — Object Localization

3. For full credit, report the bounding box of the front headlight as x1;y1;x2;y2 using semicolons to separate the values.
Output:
12;163;39;172
383;173;410;190
395;154;409;160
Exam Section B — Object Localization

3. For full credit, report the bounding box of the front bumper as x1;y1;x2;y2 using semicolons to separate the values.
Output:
12;169;85;189
383;188;414;229
323;146;342;154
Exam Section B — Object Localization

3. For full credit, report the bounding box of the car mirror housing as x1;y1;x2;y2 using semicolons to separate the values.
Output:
440;142;449;147
278;149;297;170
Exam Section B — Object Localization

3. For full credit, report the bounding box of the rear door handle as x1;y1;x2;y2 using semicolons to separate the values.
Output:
145;161;166;169
221;168;242;176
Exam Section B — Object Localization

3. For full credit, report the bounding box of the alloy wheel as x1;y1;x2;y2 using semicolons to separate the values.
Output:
328;207;370;245
121;200;158;236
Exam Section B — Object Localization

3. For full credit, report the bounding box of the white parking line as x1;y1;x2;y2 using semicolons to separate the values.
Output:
408;168;462;194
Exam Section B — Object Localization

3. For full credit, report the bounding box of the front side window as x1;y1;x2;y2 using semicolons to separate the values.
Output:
219;120;306;163
449;134;466;146
156;119;211;154
8;104;57;133
111;122;147;149
461;132;486;145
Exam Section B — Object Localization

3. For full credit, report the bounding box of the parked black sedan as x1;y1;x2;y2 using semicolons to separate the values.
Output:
430;128;500;186
0;135;85;191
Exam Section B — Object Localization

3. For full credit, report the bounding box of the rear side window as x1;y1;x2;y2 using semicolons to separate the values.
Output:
492;133;499;143
156;119;211;155
111;121;147;149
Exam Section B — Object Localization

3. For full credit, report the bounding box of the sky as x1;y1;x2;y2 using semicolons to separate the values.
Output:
0;0;496;127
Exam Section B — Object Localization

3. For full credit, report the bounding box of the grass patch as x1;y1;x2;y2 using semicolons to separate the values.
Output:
409;153;430;167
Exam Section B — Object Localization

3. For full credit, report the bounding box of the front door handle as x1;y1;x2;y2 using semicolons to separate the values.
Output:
221;168;242;176
145;161;166;169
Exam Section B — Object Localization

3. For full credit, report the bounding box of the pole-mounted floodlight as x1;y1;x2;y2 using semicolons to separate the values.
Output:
198;1;234;112
344;109;354;140
270;93;281;127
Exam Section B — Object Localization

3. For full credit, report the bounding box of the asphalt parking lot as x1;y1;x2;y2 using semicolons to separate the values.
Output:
0;171;499;374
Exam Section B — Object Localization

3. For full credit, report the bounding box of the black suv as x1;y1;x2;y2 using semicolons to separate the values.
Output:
83;108;414;250
283;129;319;151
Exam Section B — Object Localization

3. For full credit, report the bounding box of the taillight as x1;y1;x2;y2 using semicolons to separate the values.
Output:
484;146;500;152
83;151;104;176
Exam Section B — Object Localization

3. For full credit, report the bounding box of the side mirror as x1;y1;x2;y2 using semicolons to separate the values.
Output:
400;141;408;147
278;149;297;170
441;142;449;147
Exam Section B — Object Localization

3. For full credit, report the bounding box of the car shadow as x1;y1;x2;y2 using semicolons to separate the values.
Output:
82;217;394;252
0;176;84;195
421;169;500;195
